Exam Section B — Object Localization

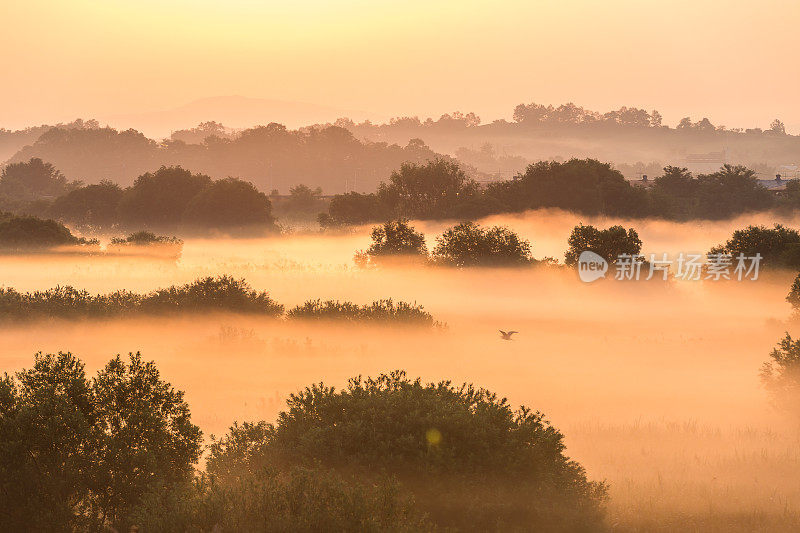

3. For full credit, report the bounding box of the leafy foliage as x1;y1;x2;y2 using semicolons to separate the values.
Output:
0;157;79;203
207;371;607;531
131;466;431;532
377;159;479;219
761;334;800;417
355;220;428;266
109;230;182;246
287;299;438;327
0;275;284;320
320;191;389;227
431;221;533;267
8;123;447;194
117;166;212;229
788;274;800;311
0;212;97;250
182;177;278;232
367;220;427;257
321;160;786;226
486;158;647;217
709;224;800;269
0;351;202;531
565;224;643;265
48;180;123;228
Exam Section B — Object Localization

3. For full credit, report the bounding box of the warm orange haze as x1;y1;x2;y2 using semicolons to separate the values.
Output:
3;1;800;532
2;0;799;134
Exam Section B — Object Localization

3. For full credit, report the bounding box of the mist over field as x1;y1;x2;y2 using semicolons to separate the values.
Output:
3;210;800;529
3;1;799;530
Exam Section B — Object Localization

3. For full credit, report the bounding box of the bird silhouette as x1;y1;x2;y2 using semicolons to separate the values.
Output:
499;330;518;340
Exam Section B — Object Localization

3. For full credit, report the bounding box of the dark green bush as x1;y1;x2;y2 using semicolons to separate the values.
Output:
788;274;800;311
131;467;431;533
761;334;800;416
110;230;182;246
182;177;279;233
431;221;533;267
0;352;202;531
209;371;607;531
140;276;283;315
287;299;439;327
0;276;283;320
564;223;642;266
710;224;800;269
0;212;97;250
355;219;428;267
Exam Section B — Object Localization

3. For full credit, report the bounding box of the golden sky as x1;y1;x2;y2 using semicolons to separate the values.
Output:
1;0;798;132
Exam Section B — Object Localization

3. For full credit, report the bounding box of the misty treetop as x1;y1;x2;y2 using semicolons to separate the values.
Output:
6;122;452;193
710;224;800;270
0;211;97;251
0;157;80;205
431;222;534;267
4;155;798;237
0;275;445;327
332;101;797;175
353;219;428;267
48;180;123;228
0;276;285;320
109;230;182;246
203;370;607;531
286;299;440;327
762;334;800;419
565;224;643;266
48;165;278;233
355;219;543;268
321;159;789;226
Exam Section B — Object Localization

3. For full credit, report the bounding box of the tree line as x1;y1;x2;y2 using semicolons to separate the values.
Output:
0;275;439;326
0;161;279;233
3;156;797;239
322;158;792;225
4;123;453;192
356;219;800;273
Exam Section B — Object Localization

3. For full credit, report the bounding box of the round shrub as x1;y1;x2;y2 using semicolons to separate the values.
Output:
432;222;533;267
209;371;607;531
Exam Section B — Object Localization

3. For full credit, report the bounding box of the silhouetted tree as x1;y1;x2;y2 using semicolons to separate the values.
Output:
709;224;800;269
0;213;96;250
761;334;800;417
0;158;78;203
564;224;642;266
182;177;278;232
770;119;786;135
694;165;772;219
118;166;212;229
786;273;800;311
202;371;607;531
377;159;479;219
0;352;202;531
48;180;123;227
486;158;645;216
355;220;427;266
432;222;533;267
320;192;389;227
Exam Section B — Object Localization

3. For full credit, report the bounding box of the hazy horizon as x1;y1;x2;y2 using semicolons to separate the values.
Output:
2;1;799;135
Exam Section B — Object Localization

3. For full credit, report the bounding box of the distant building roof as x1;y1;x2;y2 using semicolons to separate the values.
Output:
758;179;789;191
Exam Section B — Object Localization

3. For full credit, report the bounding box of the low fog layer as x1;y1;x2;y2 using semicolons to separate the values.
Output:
2;209;800;528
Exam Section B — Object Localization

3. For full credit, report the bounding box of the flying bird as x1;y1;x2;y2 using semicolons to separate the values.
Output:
499;330;518;340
